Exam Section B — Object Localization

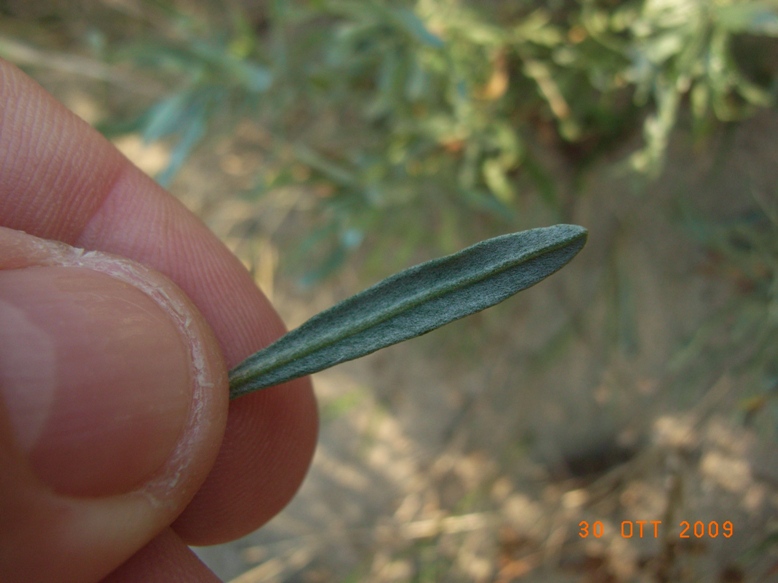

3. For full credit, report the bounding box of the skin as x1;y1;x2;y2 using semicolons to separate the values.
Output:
0;59;319;582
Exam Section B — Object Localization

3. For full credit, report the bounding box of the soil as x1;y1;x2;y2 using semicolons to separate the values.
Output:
180;111;778;582
22;62;778;582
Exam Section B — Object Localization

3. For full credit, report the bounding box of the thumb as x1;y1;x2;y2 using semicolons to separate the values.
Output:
0;227;228;583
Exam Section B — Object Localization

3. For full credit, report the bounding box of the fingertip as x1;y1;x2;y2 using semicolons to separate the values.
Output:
174;376;318;545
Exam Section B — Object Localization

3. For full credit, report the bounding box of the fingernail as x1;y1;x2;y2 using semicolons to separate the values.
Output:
0;265;194;497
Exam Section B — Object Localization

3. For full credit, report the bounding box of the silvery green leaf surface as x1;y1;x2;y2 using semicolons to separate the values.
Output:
229;224;587;399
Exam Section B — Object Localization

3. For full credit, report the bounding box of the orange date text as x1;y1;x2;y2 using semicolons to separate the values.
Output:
578;520;734;539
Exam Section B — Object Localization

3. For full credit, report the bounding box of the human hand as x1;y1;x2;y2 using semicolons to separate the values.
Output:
0;59;318;583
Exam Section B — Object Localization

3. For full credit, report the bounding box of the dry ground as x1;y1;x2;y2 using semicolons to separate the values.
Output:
22;64;778;582
176;112;777;582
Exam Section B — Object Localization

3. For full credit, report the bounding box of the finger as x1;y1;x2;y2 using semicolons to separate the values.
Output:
0;227;227;583
0;59;318;543
172;377;319;544
100;528;221;583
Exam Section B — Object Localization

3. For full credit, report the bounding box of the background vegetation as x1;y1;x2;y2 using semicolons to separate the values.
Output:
2;0;777;581
4;0;776;279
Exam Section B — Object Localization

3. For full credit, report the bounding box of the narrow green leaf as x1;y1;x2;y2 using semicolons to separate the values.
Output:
392;8;445;48
142;90;192;144
229;224;588;399
155;100;208;187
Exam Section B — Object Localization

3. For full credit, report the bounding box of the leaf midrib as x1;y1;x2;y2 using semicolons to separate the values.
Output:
232;232;577;381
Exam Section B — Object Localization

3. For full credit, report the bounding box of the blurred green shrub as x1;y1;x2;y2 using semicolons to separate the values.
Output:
675;199;778;438
2;0;777;282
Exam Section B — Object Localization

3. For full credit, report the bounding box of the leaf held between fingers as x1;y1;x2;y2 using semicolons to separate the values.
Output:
229;224;588;399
